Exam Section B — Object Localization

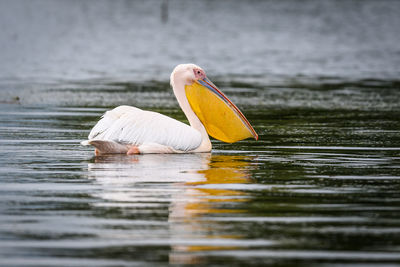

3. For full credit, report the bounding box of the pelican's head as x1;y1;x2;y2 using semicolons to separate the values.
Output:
170;63;206;87
170;63;258;143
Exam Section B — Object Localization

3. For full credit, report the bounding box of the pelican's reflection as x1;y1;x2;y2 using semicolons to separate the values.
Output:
169;155;253;218
87;153;255;265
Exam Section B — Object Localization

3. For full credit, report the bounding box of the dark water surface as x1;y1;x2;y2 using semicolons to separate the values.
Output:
1;0;400;266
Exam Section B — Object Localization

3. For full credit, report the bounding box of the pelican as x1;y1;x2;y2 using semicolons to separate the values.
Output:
81;64;258;155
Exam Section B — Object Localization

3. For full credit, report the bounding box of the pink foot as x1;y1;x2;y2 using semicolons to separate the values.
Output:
127;146;140;155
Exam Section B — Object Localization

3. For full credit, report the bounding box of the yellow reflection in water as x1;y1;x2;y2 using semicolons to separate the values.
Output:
168;154;255;264
179;155;252;216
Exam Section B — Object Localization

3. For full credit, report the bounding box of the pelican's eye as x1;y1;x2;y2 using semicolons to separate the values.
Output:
193;68;205;79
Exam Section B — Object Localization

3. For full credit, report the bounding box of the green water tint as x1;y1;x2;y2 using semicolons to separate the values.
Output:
0;89;399;266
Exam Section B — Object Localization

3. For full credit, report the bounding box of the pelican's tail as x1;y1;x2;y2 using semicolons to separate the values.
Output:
81;140;129;154
80;140;90;146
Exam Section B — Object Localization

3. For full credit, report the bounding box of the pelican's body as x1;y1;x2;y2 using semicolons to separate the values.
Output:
81;64;257;155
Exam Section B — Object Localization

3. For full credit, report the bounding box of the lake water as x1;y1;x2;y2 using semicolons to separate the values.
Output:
0;0;400;266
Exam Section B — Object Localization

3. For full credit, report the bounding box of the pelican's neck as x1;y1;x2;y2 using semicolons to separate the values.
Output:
172;80;211;150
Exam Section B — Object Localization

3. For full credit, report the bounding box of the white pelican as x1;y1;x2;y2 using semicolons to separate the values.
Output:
81;64;258;155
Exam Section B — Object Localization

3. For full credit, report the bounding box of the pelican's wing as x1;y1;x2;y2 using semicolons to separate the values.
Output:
88;105;202;152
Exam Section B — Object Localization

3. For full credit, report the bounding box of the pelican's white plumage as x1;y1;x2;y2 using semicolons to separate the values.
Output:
82;63;257;155
87;105;202;152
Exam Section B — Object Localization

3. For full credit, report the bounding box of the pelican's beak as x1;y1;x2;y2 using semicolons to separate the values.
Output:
185;77;258;143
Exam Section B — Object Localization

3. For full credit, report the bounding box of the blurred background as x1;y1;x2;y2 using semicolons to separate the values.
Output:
0;0;399;106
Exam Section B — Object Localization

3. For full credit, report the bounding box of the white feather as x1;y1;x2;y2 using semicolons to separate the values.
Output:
88;105;202;152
